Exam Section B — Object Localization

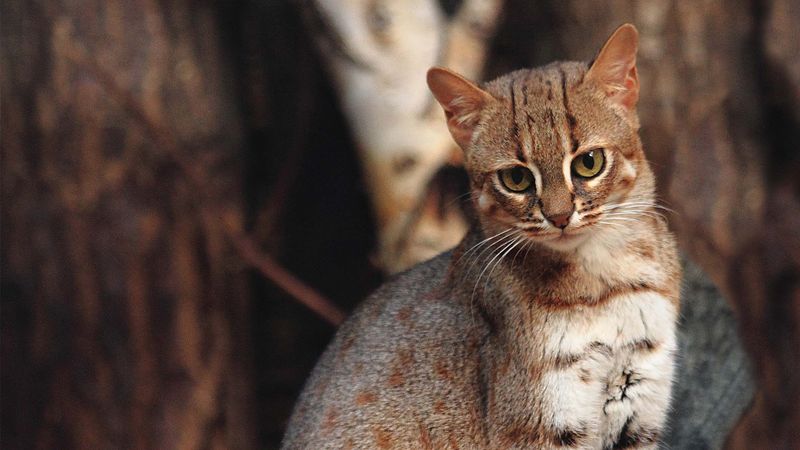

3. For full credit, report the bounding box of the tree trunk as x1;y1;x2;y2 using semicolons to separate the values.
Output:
1;1;255;448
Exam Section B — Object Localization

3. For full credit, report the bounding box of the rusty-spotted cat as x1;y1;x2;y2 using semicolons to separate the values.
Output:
282;24;681;449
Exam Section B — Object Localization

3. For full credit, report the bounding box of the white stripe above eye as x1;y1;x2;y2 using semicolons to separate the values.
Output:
562;152;575;192
530;163;543;195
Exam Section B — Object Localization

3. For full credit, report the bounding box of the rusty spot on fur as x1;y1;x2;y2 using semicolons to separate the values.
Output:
312;377;330;398
398;348;414;365
500;425;530;446
448;433;460;449
497;355;511;377
373;427;393;449
434;360;454;382
388;369;405;387
397;305;413;324
418;422;434;449
355;390;378;406
433;399;447;414
321;408;338;433
387;349;413;387
366;303;382;320
631;239;655;259
343;439;354;450
340;335;356;354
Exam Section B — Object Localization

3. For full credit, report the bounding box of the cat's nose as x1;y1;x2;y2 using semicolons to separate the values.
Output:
545;212;571;229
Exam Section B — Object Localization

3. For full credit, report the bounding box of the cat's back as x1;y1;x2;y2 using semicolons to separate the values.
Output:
282;252;488;450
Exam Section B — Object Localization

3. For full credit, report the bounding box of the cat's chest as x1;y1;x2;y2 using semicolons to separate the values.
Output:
538;290;677;361
530;291;678;447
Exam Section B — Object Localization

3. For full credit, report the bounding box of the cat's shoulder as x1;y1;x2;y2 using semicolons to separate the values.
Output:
344;250;472;338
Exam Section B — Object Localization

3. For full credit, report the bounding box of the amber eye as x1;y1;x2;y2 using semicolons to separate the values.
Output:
499;166;534;192
572;149;605;178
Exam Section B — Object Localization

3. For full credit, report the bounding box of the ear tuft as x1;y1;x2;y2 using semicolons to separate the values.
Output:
586;23;640;111
427;67;492;150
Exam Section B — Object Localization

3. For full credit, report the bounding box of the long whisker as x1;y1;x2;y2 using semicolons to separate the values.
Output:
483;236;524;293
471;234;519;301
463;231;516;327
456;228;515;265
461;232;517;283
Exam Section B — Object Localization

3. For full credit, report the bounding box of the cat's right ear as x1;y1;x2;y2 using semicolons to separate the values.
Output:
586;24;640;112
427;67;492;150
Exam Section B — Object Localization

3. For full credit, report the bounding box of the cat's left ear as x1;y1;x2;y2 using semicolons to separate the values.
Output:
586;23;640;113
427;67;493;150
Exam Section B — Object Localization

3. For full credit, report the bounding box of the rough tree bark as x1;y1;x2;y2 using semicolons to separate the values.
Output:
1;1;256;448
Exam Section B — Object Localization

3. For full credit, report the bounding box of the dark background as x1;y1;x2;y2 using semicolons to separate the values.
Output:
2;1;799;448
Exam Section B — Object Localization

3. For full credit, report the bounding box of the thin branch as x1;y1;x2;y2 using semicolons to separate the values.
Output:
64;40;346;326
231;233;346;325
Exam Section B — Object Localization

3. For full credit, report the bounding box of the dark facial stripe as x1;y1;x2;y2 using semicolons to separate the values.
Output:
509;79;526;163
522;77;530;106
527;113;537;153
509;79;517;136
560;68;580;154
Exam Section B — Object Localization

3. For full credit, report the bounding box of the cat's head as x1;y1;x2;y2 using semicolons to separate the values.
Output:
427;24;655;252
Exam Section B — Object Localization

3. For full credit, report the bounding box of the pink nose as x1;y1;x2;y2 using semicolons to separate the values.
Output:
546;213;571;229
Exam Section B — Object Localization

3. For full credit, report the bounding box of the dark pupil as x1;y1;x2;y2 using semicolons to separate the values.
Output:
511;168;524;184
582;152;595;170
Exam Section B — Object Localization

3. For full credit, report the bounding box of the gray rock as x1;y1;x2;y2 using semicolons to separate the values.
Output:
664;258;754;449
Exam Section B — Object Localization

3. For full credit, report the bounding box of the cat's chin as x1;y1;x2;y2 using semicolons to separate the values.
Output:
531;231;591;252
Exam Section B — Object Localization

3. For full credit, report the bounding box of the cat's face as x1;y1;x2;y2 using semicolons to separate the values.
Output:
429;24;654;252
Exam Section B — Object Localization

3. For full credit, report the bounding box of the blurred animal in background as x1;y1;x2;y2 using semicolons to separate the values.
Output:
303;0;504;273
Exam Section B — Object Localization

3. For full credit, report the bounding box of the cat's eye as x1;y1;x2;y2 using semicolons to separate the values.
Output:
571;149;605;178
499;166;534;192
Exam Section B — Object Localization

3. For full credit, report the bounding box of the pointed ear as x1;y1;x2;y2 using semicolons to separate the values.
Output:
586;24;640;111
427;67;492;150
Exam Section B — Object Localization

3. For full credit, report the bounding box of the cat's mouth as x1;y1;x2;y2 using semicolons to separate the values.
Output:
522;228;581;239
521;227;590;249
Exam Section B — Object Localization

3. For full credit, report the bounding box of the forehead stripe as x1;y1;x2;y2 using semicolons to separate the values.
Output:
559;68;580;154
527;113;536;153
509;79;526;163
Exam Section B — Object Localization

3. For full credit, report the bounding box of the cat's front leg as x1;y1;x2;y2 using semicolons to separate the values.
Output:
602;338;676;449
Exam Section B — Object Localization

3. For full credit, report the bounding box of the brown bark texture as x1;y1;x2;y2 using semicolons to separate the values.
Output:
2;0;799;449
2;1;256;448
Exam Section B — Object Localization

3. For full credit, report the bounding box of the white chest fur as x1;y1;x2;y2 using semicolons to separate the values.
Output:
536;291;678;449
